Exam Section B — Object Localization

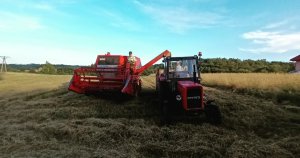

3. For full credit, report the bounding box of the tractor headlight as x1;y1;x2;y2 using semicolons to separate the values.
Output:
176;95;182;101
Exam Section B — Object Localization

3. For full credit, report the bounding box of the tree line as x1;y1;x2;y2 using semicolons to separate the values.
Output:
7;58;294;75
142;58;294;75
200;58;294;73
7;61;80;75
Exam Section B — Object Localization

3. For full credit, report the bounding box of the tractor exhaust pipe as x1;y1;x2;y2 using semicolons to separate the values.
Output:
193;65;197;83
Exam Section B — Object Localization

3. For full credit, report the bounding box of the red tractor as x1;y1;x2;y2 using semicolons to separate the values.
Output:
68;50;171;96
156;53;222;124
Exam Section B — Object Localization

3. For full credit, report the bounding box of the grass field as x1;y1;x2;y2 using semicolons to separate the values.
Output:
0;72;299;157
202;73;300;105
0;72;71;98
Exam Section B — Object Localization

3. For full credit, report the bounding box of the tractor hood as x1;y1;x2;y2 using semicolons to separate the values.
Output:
177;81;200;88
177;81;204;110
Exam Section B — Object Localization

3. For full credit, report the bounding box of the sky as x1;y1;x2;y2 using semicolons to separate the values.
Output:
0;0;300;65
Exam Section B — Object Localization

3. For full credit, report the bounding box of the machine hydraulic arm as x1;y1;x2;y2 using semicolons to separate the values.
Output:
135;50;171;75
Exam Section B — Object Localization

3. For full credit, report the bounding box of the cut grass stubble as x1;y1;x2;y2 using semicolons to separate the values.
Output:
0;72;299;157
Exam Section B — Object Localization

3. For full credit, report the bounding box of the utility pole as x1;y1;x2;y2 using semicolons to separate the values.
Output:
0;56;8;72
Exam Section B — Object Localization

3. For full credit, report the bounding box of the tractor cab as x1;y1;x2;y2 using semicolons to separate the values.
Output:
156;53;221;124
156;55;203;110
161;55;200;81
156;55;201;89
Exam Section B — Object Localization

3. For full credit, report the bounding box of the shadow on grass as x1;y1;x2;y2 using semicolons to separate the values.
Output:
276;92;300;106
25;83;210;126
80;88;208;125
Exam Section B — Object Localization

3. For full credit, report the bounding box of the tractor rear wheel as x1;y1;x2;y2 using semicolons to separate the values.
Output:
204;101;222;125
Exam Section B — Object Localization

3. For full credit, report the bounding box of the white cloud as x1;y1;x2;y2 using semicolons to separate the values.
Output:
97;10;141;31
0;11;44;31
134;0;223;33
263;17;300;30
264;20;289;29
34;3;55;11
33;2;72;16
241;30;300;53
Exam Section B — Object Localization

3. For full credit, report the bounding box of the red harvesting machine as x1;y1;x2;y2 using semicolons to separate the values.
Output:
68;50;171;96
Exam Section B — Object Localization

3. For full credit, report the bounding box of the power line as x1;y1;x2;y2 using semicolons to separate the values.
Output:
0;56;9;72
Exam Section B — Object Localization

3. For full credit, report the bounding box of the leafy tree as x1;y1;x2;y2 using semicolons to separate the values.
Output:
6;58;294;75
141;64;164;76
200;58;293;73
40;61;57;74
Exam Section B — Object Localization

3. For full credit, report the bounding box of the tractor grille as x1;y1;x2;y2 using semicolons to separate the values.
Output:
187;88;201;109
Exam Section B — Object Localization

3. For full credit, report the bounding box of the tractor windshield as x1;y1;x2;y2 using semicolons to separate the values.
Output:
168;59;198;78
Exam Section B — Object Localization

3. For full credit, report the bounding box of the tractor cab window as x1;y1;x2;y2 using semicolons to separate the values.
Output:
168;59;198;78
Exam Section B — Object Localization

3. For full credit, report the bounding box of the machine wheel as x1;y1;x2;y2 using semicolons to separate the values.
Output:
204;101;222;125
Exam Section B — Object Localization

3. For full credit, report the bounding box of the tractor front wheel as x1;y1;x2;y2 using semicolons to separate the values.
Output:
204;101;222;125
